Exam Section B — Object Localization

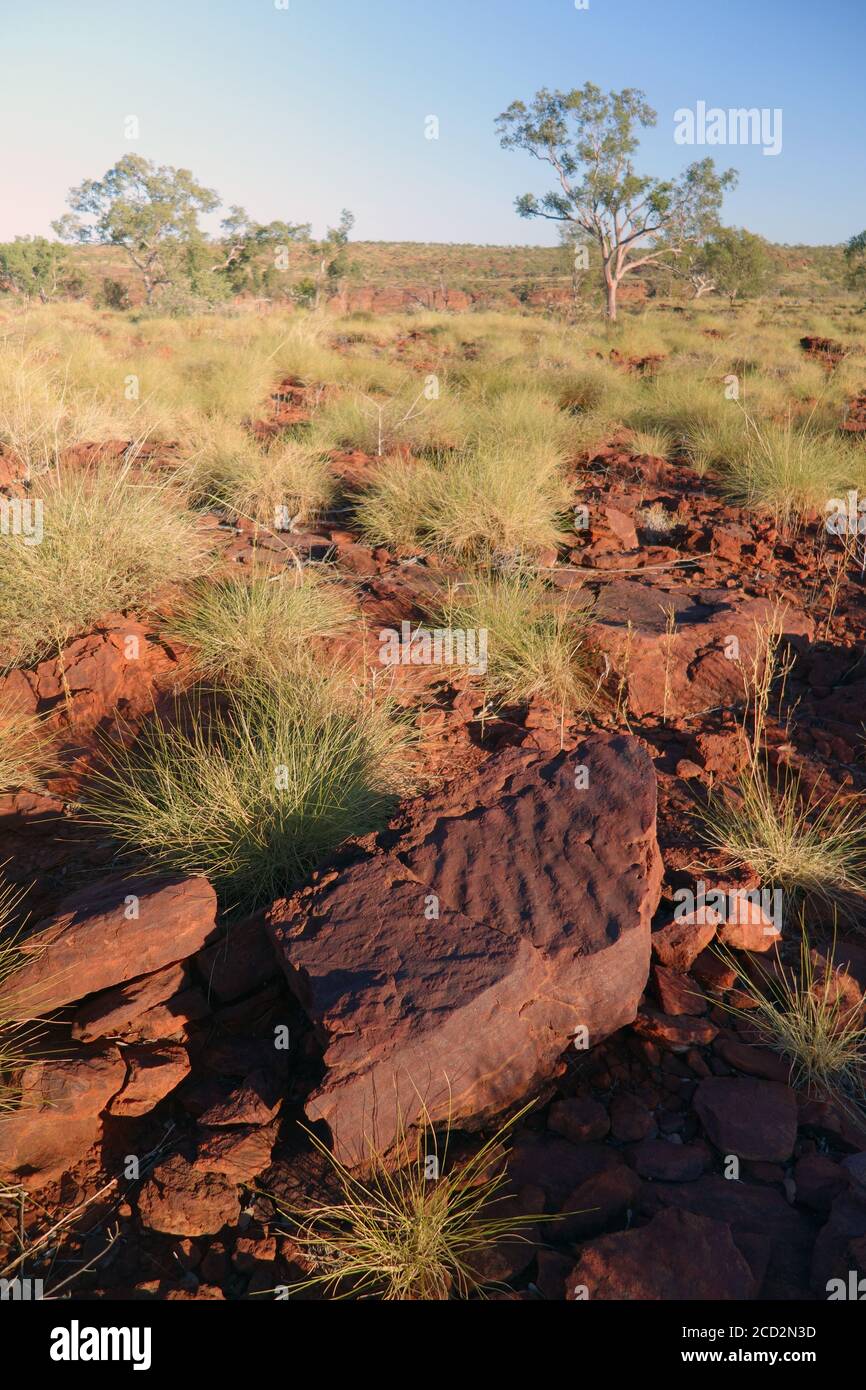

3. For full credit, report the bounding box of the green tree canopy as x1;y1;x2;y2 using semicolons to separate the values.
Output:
52;154;220;303
497;84;736;320
845;230;866;295
696;226;773;305
0;236;75;301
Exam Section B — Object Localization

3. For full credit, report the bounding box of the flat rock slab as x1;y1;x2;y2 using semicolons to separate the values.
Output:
0;1045;125;1186
267;733;662;1166
567;1208;757;1300
694;1075;798;1162
136;1153;241;1237
590;580;813;718
108;1043;191;1118
0;874;217;1022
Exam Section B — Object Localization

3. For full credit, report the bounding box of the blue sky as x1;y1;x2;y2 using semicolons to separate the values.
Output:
1;0;862;246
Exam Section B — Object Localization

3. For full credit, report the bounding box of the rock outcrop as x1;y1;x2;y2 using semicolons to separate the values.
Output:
589;580;813;718
267;732;663;1165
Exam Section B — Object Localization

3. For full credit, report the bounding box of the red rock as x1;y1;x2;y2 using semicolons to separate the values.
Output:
632;1006;718;1052
694;1076;797;1161
652;913;718;970
194;915;278;1004
547;1096;609;1144
108;1043;191;1118
508;1134;621;1210
137;1153;241;1236
233;1234;278;1273
633;1137;707;1182
533;1249;574;1300
590;580;813;719
694;729;750;779
0;668;38;718
603;505;638;550
652;965;706;1016
691;948;737;991
268;734;662;1165
193;1123;279;1181
197;1070;282;1128
0;874;217;1021
335;541;378;577
558;1164;643;1240
72;961;188;1042
810;1191;866;1295
464;1225;539;1287
793;1154;849;1213
717;893;781;952
567;1208;756;1300
0;1044;125;1186
842;1152;866;1192
675;758;704;780
122;986;211;1042
712;1037;792;1084
609;1093;656;1142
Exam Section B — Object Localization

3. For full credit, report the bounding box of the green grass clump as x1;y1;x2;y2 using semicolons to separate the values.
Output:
83;668;414;910
167;571;354;682
181;422;336;529
355;443;569;561
273;1103;540;1301
695;763;866;923
0;704;56;793
714;413;860;529
0;880;43;1109
440;572;596;711
716;932;865;1122
0;460;209;670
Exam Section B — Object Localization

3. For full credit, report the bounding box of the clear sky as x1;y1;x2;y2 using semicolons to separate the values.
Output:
1;0;862;246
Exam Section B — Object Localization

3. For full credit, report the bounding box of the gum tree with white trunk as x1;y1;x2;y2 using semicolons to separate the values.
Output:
497;84;737;321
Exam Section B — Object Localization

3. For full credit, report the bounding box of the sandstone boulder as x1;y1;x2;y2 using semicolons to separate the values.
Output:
567;1208;757;1300
0;874;217;1022
267;733;663;1165
590;580;813;718
0;1044;125;1186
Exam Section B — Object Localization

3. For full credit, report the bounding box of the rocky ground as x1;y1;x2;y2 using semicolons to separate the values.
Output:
1;365;866;1303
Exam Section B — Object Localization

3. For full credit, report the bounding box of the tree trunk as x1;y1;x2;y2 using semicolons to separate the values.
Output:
605;278;618;321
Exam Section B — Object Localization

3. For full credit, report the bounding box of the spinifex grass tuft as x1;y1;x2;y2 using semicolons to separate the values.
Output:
440;571;597;712
0;457;210;670
167;570;354;682
715;408;859;531
695;763;866;924
0;879;45;1110
271;1102;543;1300
354;441;570;561
0;703;56;793
714;931;866;1122
179;423;337;529
695;613;866;922
82;667;415;911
